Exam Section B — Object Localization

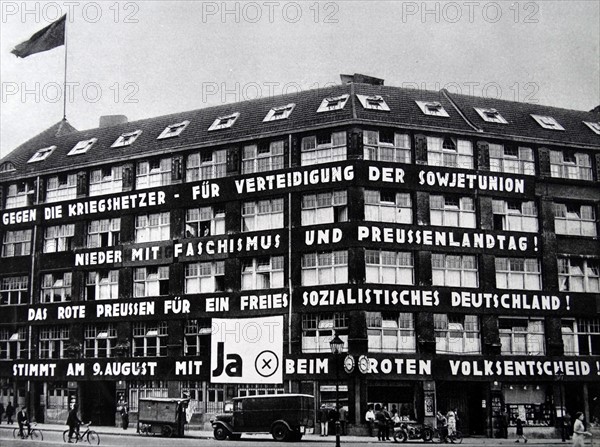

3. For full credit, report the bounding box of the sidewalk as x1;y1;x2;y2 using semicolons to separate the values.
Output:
0;423;580;444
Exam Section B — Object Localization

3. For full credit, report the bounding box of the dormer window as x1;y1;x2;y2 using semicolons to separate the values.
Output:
27;145;56;163
317;94;350;113
111;130;142;148
416;101;449;117
208;112;240;131
531;114;565;131
583;121;600;135
157;120;189;139
68;138;97;156
474;107;507;124
0;162;15;173
356;95;390;112
263;104;295;122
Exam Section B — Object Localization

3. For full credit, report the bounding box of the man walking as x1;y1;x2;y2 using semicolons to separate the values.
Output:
5;401;14;424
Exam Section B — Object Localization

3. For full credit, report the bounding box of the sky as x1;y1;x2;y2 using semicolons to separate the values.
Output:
1;0;599;158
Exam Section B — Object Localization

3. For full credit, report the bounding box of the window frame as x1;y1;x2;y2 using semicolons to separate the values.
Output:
434;314;481;354
208;112;240;131
27;146;56;163
301;250;348;286
499;317;545;355
301;312;348;353
111;130;142;148
67;138;97;156
432;254;478;288
157;120;189;139
495;257;542;290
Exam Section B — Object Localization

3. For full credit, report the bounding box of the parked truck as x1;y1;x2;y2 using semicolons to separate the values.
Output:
211;394;315;441
137;397;190;437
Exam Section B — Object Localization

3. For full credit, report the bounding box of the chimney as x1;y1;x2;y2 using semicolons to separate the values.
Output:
99;115;128;128
340;73;384;86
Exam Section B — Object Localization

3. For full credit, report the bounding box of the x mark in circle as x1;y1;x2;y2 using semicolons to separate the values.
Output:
255;350;279;378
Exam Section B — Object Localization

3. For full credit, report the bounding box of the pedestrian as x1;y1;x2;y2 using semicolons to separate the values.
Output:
365;404;375;437
501;410;509;439
120;402;129;430
436;411;448;442
515;416;527;443
5;401;14;424
338;405;347;435
572;412;591;447
66;403;82;443
447;409;457;436
318;404;330;437
375;404;385;441
564;412;572;440
381;405;392;441
0;401;4;424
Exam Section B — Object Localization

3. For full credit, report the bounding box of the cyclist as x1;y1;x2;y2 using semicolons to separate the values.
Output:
17;406;30;439
436;411;448;442
66;403;82;443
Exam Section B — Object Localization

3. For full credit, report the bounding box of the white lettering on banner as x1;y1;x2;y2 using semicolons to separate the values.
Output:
63;191;166;218
449;360;591;377
175;360;203;375
358;226;534;252
191;181;221;200
234;165;354;194
75;250;123;266
174;234;281;257
366;358;432;376
28;308;48;321
1;209;36;225
131;246;161;261
418;170;525;193
368;166;406;183
13;363;57;377
305;228;342;245
451;291;562;310
206;297;229;312
92;361;157;376
302;288;439;307
96;301;155;318
164;297;190;314
240;293;288;310
67;363;85;376
44;205;62;220
285;358;328;374
57;305;86;319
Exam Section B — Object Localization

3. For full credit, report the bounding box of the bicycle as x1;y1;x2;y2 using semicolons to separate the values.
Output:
63;422;100;445
432;427;463;443
12;422;44;441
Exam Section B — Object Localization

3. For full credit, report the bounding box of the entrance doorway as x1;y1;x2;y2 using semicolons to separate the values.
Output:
81;381;116;426
437;381;486;436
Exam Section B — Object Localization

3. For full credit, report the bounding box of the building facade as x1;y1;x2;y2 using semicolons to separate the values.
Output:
0;74;599;437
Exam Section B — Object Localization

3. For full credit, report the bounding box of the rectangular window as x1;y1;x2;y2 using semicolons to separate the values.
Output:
301;190;347;225
134;266;169;297
135;212;170;243
489;144;534;175
184;320;211;356
300;131;346;166
133;322;168;357
550;150;593;181
136;158;172;189
242;198;284;231
495;257;541;290
499;318;545;355
85;270;119;300
43;224;75;253
426;137;473;169
184;261;225;294
301;251;348;286
2;230;32;257
434;314;481;354
5;182;33;209
430;195;476;228
0;327;27;360
301;313;348;353
46;174;77;203
186;205;225;237
432;254;478;288
41;272;72;303
367;312;415;353
89;166;123;196
554;203;597;237
558;258;600;293
86;218;121;248
364;190;412;224
562;319;600;356
0;276;28;305
365;250;414;285
363;130;411;164
186;149;227;181
84;324;117;358
39;326;69;359
492;199;538;232
241;256;284;290
242;141;285;174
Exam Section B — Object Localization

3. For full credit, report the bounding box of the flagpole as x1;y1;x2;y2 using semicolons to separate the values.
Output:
63;15;68;120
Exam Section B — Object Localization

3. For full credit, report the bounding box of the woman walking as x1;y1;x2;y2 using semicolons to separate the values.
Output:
572;412;591;447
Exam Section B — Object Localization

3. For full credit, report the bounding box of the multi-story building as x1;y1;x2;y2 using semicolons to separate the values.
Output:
0;73;598;437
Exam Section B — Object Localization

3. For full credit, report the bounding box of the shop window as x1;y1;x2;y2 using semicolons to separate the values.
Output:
184;320;212;356
432;254;478;288
47;382;70;410
242;198;284;231
558;257;600;293
434;314;481;354
492;199;538;232
136;157;172;189
365;250;414;285
301;190;347;225
86;218;121;248
43;224;75;253
241;256;284;290
489;144;534;175
499;318;545;355
186;149;227;181
132;321;168;357
427;136;473;169
553;203;597;237
242;140;285;174
39;325;69;359
367;312;415;352
89;166;123;196
2;230;32;257
504;386;553;427
84;323;117;358
41;272;72;303
300;131;346;166
301;312;348;353
238;384;285;397
562;318;600;356
135;212;170;243
134;266;169;297
430;195;476;228
0;276;28;305
0;327;27;359
363;130;411;163
85;270;119;300
301;250;348;286
184;261;225;294
550;150;593;181
495;257;541;290
186;205;225;237
5;182;34;209
46;174;77;203
365;190;412;224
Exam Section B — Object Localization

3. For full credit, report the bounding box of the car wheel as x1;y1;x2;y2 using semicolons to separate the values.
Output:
422;427;434;442
162;425;173;437
272;422;289;442
214;426;230;441
393;429;408;443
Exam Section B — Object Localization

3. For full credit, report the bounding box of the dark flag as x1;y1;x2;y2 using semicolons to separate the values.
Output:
11;14;66;58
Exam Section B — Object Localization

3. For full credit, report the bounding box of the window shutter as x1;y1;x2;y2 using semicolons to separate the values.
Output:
171;155;183;182
291;136;300;167
414;134;428;165
349;129;363;160
77;171;88;197
226;147;239;175
481;314;500;355
122;163;133;190
477;141;489;171
538;147;551;178
283;139;289;168
36;177;45;204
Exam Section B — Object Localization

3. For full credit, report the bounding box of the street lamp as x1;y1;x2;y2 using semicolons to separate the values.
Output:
556;368;565;442
330;333;344;447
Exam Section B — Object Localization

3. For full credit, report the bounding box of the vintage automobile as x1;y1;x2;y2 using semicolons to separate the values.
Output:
211;394;315;441
137;397;190;437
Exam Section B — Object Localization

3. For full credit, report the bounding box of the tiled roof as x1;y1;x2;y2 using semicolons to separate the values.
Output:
1;80;598;180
